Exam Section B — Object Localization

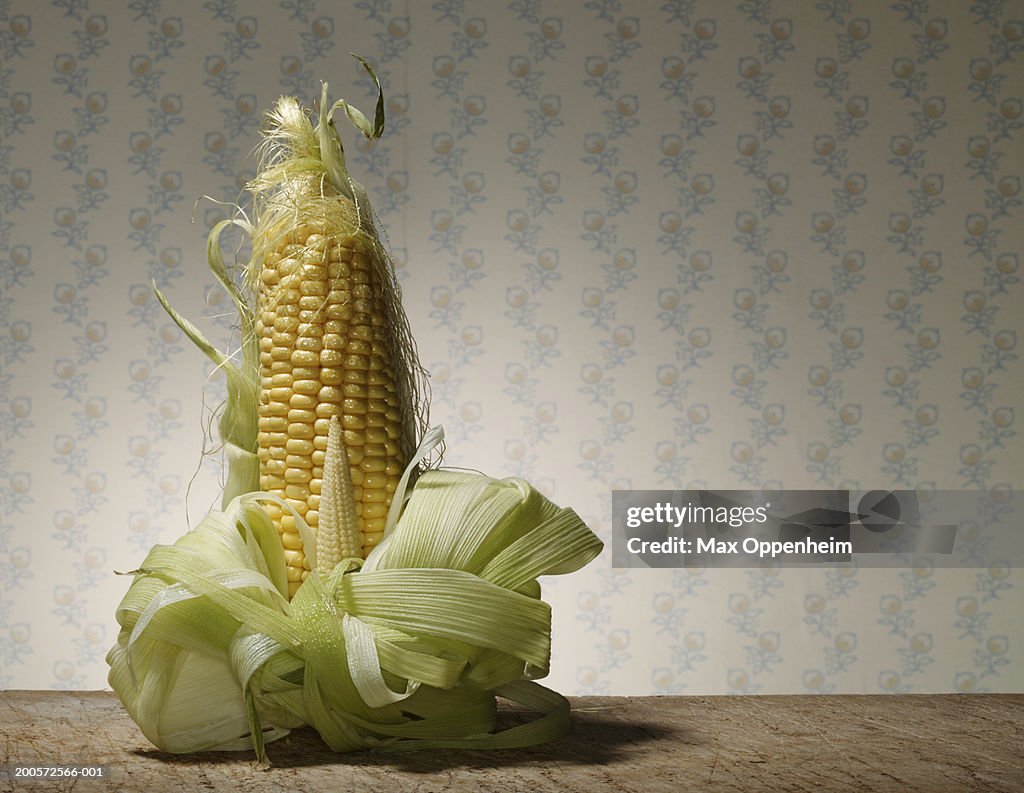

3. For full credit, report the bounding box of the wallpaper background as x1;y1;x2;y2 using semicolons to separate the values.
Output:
1;0;1021;694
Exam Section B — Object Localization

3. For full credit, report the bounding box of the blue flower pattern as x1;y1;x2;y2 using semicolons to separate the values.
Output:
0;0;1019;694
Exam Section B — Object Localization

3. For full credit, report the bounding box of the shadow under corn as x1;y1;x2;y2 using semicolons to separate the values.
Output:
132;704;697;772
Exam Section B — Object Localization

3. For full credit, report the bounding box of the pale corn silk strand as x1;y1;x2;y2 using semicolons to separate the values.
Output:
114;59;603;764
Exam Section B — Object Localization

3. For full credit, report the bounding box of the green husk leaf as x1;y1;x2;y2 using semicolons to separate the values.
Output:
108;471;603;759
335;54;385;141
153;217;260;508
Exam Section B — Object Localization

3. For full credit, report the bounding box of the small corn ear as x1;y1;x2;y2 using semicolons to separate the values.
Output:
316;415;361;573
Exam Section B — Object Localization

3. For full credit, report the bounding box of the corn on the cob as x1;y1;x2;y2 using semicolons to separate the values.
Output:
115;62;603;761
249;72;426;595
254;224;408;592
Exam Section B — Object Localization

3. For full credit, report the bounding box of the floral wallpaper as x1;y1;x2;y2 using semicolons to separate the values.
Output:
0;0;1020;695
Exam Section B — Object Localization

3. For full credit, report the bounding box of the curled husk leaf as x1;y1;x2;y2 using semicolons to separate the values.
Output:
107;470;603;759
